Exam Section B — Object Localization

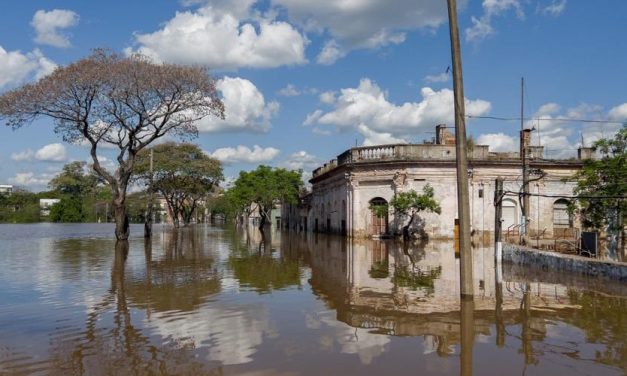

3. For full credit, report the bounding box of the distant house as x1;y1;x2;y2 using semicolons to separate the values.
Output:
0;185;13;195
40;198;61;217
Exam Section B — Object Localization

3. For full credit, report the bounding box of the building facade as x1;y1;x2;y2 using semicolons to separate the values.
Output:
283;126;589;243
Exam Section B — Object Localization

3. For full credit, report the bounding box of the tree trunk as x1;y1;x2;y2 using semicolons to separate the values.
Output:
403;214;415;242
113;198;130;241
259;207;269;230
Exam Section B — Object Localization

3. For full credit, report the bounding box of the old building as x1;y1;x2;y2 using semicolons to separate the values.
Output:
284;125;591;243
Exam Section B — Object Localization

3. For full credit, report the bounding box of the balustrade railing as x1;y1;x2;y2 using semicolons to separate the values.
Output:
356;145;396;161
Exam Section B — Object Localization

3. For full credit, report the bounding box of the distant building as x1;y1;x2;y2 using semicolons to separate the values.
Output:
40;198;61;217
283;125;591;243
0;185;13;195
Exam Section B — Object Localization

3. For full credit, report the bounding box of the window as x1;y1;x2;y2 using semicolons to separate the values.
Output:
553;199;571;227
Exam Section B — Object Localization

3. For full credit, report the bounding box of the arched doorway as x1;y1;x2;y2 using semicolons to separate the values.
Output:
501;199;518;231
369;197;389;237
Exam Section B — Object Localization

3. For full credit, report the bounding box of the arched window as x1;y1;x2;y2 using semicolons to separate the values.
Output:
553;199;571;227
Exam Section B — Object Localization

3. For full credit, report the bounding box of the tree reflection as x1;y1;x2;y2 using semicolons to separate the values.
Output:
126;229;221;312
46;240;223;375
228;227;301;293
566;290;627;370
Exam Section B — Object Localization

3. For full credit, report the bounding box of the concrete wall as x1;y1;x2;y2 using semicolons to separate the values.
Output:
503;243;627;281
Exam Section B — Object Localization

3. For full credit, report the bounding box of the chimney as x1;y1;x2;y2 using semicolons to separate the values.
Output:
520;129;532;159
578;147;594;160
436;124;455;145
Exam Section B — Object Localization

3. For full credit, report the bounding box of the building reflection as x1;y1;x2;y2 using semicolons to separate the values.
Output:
291;232;627;371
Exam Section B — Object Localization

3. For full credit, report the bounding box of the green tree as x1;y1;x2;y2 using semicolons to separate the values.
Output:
388;185;441;240
204;194;237;223
47;161;106;222
0;50;224;241
228;166;303;230
49;197;85;222
573;125;627;257
0;189;40;223
134;142;223;228
48;161;97;196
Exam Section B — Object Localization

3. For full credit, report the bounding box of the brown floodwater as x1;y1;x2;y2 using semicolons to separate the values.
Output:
0;223;625;375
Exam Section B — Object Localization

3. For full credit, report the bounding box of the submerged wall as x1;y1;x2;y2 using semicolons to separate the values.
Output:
503;243;627;281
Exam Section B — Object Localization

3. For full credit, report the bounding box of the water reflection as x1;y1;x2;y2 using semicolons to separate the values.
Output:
45;240;220;375
0;224;625;375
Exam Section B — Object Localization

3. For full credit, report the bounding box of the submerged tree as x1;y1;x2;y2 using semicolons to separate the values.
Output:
389;185;441;241
0;50;224;240
573;124;627;258
134;142;223;228
228;166;302;230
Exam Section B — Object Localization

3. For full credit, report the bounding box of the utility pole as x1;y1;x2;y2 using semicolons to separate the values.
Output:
494;178;504;264
520;78;530;245
144;148;154;238
447;0;474;299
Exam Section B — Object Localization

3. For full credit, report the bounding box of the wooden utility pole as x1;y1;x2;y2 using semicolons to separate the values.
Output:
521;78;530;245
447;0;474;298
144;148;154;238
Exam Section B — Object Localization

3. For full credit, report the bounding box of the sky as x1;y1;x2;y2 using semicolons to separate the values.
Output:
0;0;625;191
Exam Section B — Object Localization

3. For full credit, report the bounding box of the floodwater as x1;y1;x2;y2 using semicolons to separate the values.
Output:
0;224;625;375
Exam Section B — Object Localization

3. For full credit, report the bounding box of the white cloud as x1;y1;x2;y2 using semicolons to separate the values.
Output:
277;84;300;97
281;150;319;170
127;3;308;70
358;124;406;146
35;143;67;162
8;172;51;187
465;16;494;42
0;46;56;88
11;149;35;162
196;76;279;133
306;78;491;144
423;72;450;84
476;133;517;152
210;145;280;164
316;39;346;65
274;0;447;64
31;9;79;48
319;91;336;104
11;143;67;163
608;103;627;121
465;0;524;42
540;0;567;16
303;109;323;126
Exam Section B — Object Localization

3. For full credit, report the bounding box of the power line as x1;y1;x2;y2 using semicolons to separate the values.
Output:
466;115;624;125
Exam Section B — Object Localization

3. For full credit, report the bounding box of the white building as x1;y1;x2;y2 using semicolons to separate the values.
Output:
0;185;13;195
284;126;588;243
39;198;61;216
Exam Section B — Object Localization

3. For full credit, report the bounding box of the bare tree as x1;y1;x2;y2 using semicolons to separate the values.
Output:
0;50;224;241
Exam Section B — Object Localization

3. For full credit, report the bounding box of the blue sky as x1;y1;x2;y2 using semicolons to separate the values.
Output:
0;0;625;191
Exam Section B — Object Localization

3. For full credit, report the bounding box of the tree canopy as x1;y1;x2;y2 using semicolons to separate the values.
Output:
0;50;224;240
573;125;626;257
134;142;223;227
228;165;303;228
